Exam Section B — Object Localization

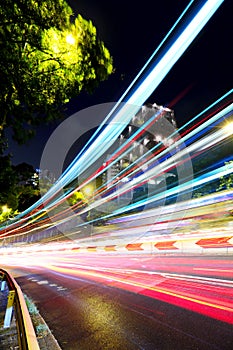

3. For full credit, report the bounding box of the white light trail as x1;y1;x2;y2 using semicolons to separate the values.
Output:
0;0;227;236
40;0;225;200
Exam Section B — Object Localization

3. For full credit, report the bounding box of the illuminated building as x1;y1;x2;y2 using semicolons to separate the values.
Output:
100;103;177;205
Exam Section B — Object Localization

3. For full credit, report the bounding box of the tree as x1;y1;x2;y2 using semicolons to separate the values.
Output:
0;158;41;222
0;156;18;209
218;161;233;191
67;190;87;206
16;185;40;212
0;0;113;144
14;162;36;184
13;163;40;211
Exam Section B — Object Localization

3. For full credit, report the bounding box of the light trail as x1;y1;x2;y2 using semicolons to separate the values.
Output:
2;253;233;325
0;104;232;238
0;2;232;337
56;103;233;225
53;0;225;193
0;0;225;230
46;100;233;225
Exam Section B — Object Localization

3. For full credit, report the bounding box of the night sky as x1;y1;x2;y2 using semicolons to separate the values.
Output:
9;0;233;168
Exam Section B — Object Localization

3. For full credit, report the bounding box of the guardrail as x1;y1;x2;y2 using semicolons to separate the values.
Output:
0;268;40;350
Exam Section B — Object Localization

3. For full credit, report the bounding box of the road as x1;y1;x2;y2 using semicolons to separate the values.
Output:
3;252;233;350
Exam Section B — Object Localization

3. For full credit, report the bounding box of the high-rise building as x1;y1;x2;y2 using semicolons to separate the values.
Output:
101;102;176;183
96;103;177;212
119;102;176;161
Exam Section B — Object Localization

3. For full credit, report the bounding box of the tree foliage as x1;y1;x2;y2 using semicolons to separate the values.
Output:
0;0;113;144
218;161;233;191
67;190;87;206
0;155;18;211
0;159;41;222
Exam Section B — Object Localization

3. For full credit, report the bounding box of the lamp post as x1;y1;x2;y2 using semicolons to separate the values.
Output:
222;121;233;136
66;34;75;45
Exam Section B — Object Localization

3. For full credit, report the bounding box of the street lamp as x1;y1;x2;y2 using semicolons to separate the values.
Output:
2;205;10;214
66;34;75;45
1;205;11;222
222;121;233;136
82;184;94;199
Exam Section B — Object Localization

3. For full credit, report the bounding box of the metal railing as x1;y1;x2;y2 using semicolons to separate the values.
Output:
0;268;40;350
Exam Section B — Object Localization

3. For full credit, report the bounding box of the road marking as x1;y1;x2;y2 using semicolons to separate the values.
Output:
37;280;49;285
57;286;67;291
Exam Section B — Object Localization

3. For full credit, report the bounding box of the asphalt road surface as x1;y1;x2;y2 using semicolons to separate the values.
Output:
3;253;232;350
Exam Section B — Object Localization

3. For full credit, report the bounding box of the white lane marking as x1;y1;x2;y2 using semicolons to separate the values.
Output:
37;280;49;285
57;286;67;291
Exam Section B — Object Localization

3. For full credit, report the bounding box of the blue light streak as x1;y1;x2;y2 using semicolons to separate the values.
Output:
45;0;225;197
0;0;227;237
